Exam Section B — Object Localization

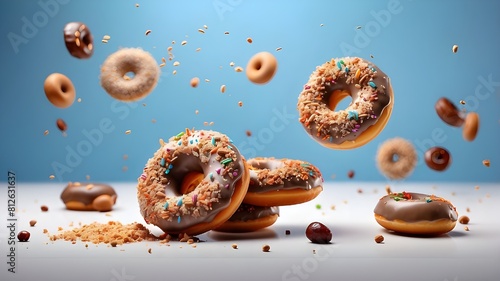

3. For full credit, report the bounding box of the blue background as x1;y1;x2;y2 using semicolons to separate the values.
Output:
1;0;499;183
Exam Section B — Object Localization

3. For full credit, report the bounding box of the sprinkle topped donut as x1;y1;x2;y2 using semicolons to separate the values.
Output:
297;57;393;149
137;129;249;235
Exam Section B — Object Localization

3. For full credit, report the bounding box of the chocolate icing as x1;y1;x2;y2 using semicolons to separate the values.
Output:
247;157;323;193
298;57;393;145
228;204;279;222
435;97;464;127
60;182;117;206
374;192;458;222
137;130;245;233
63;22;93;59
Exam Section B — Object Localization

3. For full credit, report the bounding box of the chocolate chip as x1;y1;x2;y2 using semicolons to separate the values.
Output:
17;231;30;242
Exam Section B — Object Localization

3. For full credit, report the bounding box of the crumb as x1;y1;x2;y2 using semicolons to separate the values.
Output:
190;77;200;88
238;101;243;107
246;37;253;43
459;215;470;224
276;47;282;51
125;130;131;135
110;241;118;247
451;192;456;196
220;85;226;93
135;3;139;7
234;66;243;72
482;159;491;167
29;220;37;227
262;244;271;252
187;239;194;244
198;29;205;34
231;243;238;249
44;130;49;136
374;234;384;243
49;175;55;180
460;100;466;105
330;205;336;210
148;248;152;254
229;62;235;67
347;170;355;179
312;249;316;254
58;226;63;231
452;44;458;53
285;230;291;235
145;29;151;36
474;186;480;190
245;130;252;137
181;40;187;45
315;204;321;210
105;213;112;217
43;229;48;234
343;200;348;204
357;188;363;194
173;61;180;66
466;207;470;212
224;31;229;35
41;205;49;212
464;226;469;231
385;186;392;194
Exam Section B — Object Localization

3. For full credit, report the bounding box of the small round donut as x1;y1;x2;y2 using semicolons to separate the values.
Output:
298;57;394;150
376;138;417;180
245;52;278;84
60;182;117;212
63;22;94;59
214;204;279;233
243;157;324;207
424;146;451;171
435;97;464;127
137;129;250;236
374;191;458;235
44;73;76;108
462;112;479;141
100;48;160;102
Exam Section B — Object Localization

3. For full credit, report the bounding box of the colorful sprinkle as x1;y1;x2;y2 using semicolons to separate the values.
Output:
177;198;183;206
347;110;359;121
345;67;349;73
227;145;233;150
174;131;185;140
368;81;377;88
177;216;181;223
211;136;216;146
209;172;214;181
225;184;230;189
165;169;170;175
304;85;311;90
192;194;198;205
177;141;182;145
336;61;342;69
160;158;165;167
232;171;238;177
163;202;169;210
140;173;147;180
168;164;173;169
216;168;221;174
221;158;233;166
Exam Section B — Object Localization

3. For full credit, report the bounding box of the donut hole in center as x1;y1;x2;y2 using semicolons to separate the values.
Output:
60;84;68;93
124;71;136;80
432;151;446;164
181;172;205;194
253;60;262;71
391;153;400;163
328;90;353;111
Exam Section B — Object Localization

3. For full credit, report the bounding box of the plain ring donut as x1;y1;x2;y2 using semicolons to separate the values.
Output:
298;57;394;149
376;138;417;180
100;48;160;102
137;129;250;236
246;52;278;84
374;191;458;235
44;73;76;108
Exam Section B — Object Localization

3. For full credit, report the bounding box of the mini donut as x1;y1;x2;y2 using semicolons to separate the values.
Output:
374;191;458;235
60;182;117;212
298;57;394;150
243;157;324;207
435;97;464;127
44;73;76;108
63;22;94;59
214;204;279;233
424;146;451;171
100;48;160;102
462;112;479;141
245;52;278;84
137;129;250;236
376;138;417;180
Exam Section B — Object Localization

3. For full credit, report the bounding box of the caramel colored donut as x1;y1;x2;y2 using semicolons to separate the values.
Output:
242;157;324;207
245;52;278;84
137;129;250;236
424;146;451;171
376;138;417;180
435;97;464;127
63;22;93;59
374;192;458;235
60;182;117;212
298;57;394;150
214;204;279;233
44;73;76;108
462;112;479;141
100;48;160;101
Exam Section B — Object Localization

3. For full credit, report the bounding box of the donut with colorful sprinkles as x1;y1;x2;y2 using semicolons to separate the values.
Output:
297;57;394;149
137;129;250;236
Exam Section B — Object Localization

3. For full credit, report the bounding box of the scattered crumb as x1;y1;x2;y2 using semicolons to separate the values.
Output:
474;186;480;190
231;243;238;249
238;101;243;107
234;66;243;72
246;37;253;43
58;226;63;231
43;229;48;234
195;110;199;115
466;207;470;212
204;25;208;29
312;249;316;254
135;3;139;8
245;130;252;137
49;175;55;180
276;47;282;51
224;31;229;35
181;40;187;46
452;44;458;53
125;130;131;135
370;54;374;58
29;220;37;227
285;230;291;235
123;154;128;160
459;215;470;224
356;25;362;29
196;48;201;52
482;159;491;167
41;205;49;212
357;188;363;194
464;226;469;231
198;29;205;34
220;85;226;93
320;23;324;27
190;77;200;88
343;200;348;204
374;234;384;243
151;119;157;123
44;130;49;136
229;62;235;67
347;170;355;179
148;248;152;254
330;205;336;210
145;29;151;36
460;100;466;105
110;241;118;247
385;186;392;194
451;192;456;196
315;204;321;210
262;244;271;252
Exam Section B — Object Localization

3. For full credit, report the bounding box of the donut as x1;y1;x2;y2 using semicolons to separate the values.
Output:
63;22;94;59
435;97;464;127
100;48;160;102
374;191;458;235
60;182;117;212
214;204;279;233
462;112;479;141
424;146;451;171
297;57;393;150
242;157;323;207
44;73;76;108
245;52;278;84
137;129;250;236
376;138;417;180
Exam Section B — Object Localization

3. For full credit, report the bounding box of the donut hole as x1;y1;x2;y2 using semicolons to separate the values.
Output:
60;84;68;93
253;60;262;71
124;71;136;80
181;172;205;194
327;90;352;111
391;154;400;163
82;33;93;51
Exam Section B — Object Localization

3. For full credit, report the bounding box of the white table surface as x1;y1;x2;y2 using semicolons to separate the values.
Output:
1;182;499;281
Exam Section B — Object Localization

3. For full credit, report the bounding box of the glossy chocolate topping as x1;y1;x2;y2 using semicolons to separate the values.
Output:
60;182;117;206
228;204;279;222
435;97;464;127
63;22;93;59
137;130;245;233
374;192;458;222
247;157;323;193
298;57;392;145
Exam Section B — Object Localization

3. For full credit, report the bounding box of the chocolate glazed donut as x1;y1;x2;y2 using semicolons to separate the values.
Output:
63;22;94;59
60;182;117;212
